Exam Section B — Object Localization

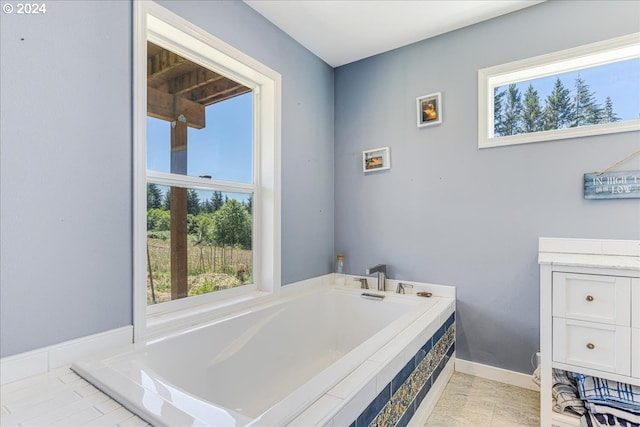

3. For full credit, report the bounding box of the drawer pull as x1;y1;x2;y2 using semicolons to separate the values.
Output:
586;342;595;350
585;295;594;302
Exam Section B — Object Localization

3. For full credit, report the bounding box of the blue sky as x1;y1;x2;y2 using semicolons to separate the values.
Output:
496;58;640;120
147;92;253;183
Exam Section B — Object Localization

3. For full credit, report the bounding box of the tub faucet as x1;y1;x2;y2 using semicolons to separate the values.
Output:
366;264;386;291
396;282;413;294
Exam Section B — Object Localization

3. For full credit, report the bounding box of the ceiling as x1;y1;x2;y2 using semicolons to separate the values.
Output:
244;0;545;67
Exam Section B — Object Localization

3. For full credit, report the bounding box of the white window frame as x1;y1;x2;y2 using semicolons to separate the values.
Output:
478;33;640;149
133;1;281;340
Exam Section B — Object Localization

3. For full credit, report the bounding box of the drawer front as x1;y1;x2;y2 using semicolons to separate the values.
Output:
552;273;631;325
553;318;630;376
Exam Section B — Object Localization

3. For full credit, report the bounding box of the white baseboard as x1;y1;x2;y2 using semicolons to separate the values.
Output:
454;358;540;391
1;326;133;385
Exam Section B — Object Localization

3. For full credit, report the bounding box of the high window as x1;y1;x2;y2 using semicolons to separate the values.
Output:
478;33;640;148
134;2;281;338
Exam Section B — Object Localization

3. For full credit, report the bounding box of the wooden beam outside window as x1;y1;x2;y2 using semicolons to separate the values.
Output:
147;86;205;129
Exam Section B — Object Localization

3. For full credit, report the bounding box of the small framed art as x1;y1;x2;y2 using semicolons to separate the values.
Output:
363;147;390;173
417;92;442;127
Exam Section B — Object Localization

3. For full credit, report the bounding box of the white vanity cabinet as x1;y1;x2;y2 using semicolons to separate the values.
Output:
539;238;640;427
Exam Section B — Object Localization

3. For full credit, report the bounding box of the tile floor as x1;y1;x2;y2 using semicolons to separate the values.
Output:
0;368;149;427
424;372;540;427
1;367;539;426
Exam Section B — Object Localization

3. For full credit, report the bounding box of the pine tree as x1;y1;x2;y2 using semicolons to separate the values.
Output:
500;84;523;136
542;78;573;130
201;199;213;214
147;183;163;210
601;97;620;123
494;87;506;136
211;191;224;212
163;188;171;211
245;194;253;214
187;189;201;215
521;84;543;133
572;75;602;127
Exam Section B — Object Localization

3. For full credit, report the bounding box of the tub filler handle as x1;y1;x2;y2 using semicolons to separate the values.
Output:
396;282;413;294
355;277;369;289
361;292;385;300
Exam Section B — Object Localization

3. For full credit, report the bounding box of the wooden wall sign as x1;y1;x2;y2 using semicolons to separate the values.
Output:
584;170;640;199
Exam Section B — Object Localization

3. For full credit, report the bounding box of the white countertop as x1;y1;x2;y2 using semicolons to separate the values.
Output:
538;252;640;270
538;237;640;271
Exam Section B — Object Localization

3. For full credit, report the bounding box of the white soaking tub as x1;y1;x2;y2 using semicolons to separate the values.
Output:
73;280;455;427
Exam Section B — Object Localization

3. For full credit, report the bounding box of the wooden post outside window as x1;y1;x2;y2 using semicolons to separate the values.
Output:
170;115;188;299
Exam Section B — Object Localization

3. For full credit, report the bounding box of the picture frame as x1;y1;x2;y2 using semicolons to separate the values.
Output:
363;147;390;173
417;92;442;127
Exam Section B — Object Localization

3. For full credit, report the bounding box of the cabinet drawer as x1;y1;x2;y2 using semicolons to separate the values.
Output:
553;318;630;376
553;273;631;325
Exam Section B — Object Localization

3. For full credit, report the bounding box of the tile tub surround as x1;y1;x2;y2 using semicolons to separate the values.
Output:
352;313;455;427
73;276;456;427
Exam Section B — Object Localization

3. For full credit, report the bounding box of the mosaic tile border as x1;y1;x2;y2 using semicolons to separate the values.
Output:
350;312;455;427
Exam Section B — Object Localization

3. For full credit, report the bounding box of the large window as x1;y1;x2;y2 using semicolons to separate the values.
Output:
478;33;640;148
134;2;281;338
145;44;255;305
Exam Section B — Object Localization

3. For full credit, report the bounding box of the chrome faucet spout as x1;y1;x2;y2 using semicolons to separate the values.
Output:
366;264;387;292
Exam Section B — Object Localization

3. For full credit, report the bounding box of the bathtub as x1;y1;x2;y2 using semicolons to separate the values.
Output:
73;279;455;426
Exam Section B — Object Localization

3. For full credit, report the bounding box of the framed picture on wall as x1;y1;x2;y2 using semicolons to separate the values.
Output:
417;92;442;128
363;147;390;173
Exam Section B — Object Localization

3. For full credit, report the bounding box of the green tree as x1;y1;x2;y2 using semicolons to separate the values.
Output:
499;84;523;136
147;208;170;231
601;96;620;123
542;78;573;130
201;199;213;214
192;213;216;245
213;199;252;249
163;188;171;210
572;75;602;127
187;189;201;215
147;183;163;210
244;194;253;214
212;191;224;212
201;191;224;213
493;87;506;136
521;84;543;133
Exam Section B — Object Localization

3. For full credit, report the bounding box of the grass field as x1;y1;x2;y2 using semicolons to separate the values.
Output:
146;238;252;304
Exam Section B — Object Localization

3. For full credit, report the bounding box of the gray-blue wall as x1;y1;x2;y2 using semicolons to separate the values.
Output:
0;0;334;357
334;0;640;374
1;1;133;358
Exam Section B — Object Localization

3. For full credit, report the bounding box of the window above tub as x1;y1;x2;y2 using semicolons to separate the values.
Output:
134;1;281;339
478;33;640;148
